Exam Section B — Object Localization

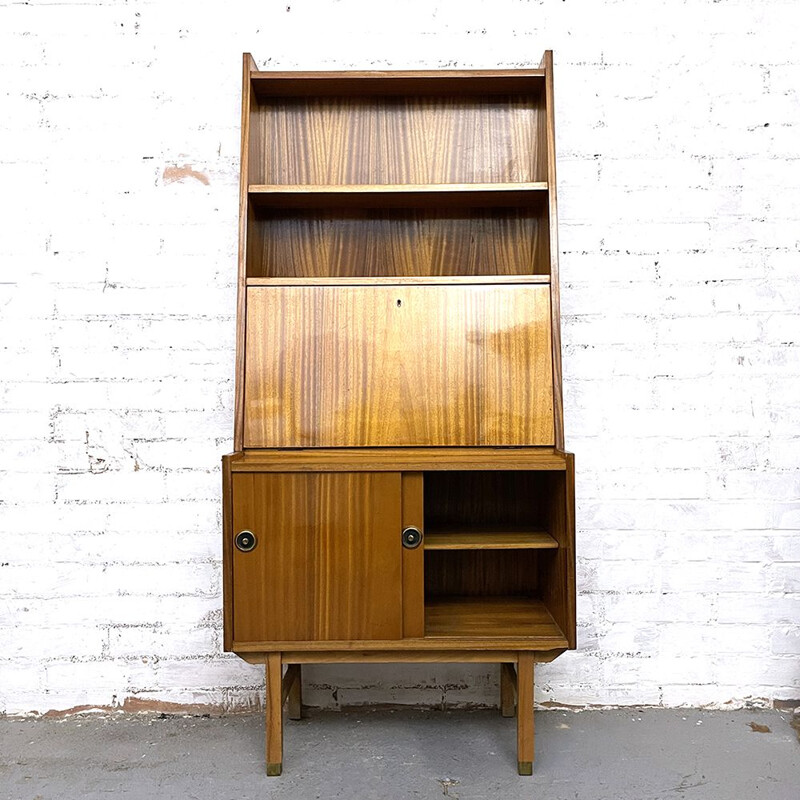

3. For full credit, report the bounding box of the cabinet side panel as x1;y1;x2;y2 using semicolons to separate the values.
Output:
541;50;565;449
244;285;555;447
234;54;258;451
538;455;576;648
222;455;234;651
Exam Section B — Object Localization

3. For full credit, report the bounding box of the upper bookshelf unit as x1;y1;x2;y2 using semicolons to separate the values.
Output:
240;59;559;279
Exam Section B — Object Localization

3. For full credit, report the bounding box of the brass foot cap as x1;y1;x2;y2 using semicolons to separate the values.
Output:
267;763;283;777
518;761;533;776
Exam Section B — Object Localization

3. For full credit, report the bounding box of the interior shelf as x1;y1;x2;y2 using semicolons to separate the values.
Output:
425;596;568;642
424;528;558;551
248;182;548;209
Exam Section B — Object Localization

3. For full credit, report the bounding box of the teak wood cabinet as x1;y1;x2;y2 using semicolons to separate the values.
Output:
222;52;575;777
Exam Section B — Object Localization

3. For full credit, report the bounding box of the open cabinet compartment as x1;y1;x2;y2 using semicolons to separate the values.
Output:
422;469;574;646
247;82;548;185
246;202;551;278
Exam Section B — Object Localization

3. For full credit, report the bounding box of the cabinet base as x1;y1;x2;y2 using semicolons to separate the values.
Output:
261;651;540;776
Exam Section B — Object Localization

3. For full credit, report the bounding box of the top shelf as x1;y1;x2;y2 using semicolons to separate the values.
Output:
250;69;546;98
249;182;548;210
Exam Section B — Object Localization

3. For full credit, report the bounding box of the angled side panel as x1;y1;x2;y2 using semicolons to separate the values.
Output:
234;53;258;451
540;50;565;450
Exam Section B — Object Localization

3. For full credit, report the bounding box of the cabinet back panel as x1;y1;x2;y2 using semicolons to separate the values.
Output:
424;550;541;597
424;471;547;531
250;94;544;185
244;284;555;447
247;207;550;277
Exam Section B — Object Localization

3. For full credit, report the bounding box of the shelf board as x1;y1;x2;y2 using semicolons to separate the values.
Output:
250;69;546;98
424;529;557;551
248;182;548;209
230;448;570;472
425;596;567;643
246;276;551;287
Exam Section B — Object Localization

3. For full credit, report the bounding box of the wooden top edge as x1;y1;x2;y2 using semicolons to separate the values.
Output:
232;636;569;652
246;276;551;287
249;182;548;194
250;68;546;80
230;448;568;472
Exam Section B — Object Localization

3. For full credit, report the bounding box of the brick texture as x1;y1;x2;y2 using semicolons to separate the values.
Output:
1;1;798;714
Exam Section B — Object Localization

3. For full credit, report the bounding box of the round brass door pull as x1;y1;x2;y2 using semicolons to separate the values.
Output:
235;530;257;552
401;526;422;549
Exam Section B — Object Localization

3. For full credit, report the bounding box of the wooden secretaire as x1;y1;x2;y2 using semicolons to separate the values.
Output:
222;52;575;776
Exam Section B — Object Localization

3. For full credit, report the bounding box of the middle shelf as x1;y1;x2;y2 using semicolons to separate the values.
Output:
245;191;551;278
249;181;548;209
424;528;558;550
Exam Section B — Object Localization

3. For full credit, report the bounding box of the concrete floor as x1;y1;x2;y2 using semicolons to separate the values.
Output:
1;708;797;800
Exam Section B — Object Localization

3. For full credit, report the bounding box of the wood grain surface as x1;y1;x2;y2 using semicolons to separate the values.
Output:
247;206;550;277
424;549;540;597
541;50;565;450
232;472;403;642
230;448;568;472
538;453;577;649
517;651;534;773
401;472;425;638
423;529;558;550
250;94;544;185
424;470;550;531
424;596;562;639
234;53;259;451
243;284;554;448
265;653;283;775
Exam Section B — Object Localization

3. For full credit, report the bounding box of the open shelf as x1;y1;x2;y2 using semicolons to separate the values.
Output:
424;528;558;550
425;596;568;642
247;92;547;186
248;183;548;209
246;205;550;278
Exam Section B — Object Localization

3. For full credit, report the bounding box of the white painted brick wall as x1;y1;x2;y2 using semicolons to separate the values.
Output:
1;0;798;715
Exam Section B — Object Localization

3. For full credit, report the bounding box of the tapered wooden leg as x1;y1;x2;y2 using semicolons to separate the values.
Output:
516;653;534;775
500;663;516;717
266;653;283;776
288;664;302;720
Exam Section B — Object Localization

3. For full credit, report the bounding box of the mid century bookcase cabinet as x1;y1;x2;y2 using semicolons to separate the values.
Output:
222;51;575;776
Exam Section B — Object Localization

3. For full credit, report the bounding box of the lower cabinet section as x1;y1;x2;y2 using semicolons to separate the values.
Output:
222;450;575;778
223;452;576;652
